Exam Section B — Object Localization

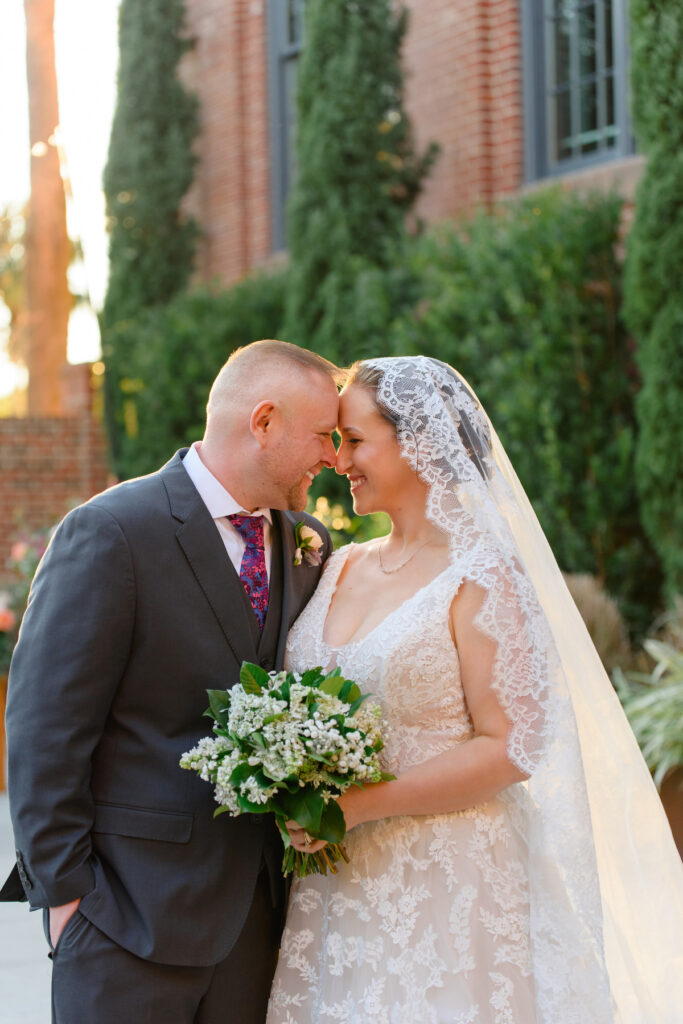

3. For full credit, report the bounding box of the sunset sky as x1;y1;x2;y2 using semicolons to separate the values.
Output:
1;0;121;396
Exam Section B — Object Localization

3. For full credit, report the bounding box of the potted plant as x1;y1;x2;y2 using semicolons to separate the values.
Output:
614;599;683;855
0;529;51;790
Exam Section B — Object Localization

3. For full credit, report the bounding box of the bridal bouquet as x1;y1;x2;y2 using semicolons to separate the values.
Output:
180;662;393;876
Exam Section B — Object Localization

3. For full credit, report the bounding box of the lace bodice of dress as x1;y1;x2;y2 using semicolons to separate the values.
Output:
285;544;473;774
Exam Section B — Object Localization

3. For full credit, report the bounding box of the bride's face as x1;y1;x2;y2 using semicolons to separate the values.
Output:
336;384;424;516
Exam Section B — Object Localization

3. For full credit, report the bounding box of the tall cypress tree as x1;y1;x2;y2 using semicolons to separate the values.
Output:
624;1;683;596
284;0;437;365
102;0;198;473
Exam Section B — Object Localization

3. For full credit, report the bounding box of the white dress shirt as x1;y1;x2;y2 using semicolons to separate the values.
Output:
182;443;272;577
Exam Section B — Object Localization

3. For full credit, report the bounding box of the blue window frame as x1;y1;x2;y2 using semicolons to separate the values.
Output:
266;0;305;251
522;0;634;181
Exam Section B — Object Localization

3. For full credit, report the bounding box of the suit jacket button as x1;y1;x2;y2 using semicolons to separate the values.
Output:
251;814;264;825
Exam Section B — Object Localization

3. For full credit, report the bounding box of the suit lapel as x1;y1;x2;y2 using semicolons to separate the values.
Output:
273;510;300;667
162;452;258;666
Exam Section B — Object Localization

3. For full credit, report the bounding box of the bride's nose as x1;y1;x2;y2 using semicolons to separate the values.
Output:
335;442;351;476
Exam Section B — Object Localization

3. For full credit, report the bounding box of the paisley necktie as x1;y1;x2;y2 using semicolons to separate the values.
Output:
227;514;269;630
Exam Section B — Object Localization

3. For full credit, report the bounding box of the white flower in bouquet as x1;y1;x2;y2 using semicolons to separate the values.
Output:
180;662;394;876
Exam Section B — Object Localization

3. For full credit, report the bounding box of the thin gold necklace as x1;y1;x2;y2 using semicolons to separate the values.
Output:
377;538;431;575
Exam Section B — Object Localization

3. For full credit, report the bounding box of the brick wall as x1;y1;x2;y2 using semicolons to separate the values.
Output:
402;0;523;222
183;0;526;285
0;416;110;584
182;0;271;285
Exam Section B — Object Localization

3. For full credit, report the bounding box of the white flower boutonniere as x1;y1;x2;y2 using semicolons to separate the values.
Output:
293;522;324;567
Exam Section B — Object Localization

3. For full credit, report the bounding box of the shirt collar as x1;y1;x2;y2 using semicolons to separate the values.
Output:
182;443;272;523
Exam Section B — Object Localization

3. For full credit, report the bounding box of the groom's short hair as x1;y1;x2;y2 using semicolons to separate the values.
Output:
229;339;339;379
207;340;341;415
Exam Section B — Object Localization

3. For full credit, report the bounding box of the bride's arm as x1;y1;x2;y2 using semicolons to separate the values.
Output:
336;579;528;832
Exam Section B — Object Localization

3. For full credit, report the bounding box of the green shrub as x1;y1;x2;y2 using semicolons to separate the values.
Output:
102;0;199;473
614;599;683;788
106;271;287;480
623;1;683;597
388;189;660;632
284;0;437;365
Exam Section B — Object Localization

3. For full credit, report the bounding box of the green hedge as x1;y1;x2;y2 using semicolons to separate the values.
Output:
102;0;199;474
105;190;661;632
106;271;287;480
388;190;661;632
284;0;437;365
624;0;683;597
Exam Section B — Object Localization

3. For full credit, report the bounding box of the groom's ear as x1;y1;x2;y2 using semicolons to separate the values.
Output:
250;400;278;447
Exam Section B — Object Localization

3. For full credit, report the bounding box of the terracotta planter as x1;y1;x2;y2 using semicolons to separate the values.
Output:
660;767;683;857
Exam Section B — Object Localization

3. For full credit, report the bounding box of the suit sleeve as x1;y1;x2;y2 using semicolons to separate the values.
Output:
6;504;135;908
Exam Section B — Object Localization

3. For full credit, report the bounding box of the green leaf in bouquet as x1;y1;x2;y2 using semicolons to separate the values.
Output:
339;679;361;703
277;676;291;702
301;667;324;688
213;805;232;817
320;676;345;697
240;662;270;694
277;787;324;833
279;775;303;793
236;793;273;814
307;750;335;765
206;689;232;726
318;798;347;843
274;813;291;846
261;712;286;726
319;770;354;788
248;732;267;750
347;692;373;716
229;761;258;787
253;769;275;789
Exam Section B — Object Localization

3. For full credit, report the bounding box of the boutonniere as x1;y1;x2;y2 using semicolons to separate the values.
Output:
293;522;324;566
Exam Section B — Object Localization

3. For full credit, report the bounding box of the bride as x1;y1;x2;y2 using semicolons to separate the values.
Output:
266;356;683;1024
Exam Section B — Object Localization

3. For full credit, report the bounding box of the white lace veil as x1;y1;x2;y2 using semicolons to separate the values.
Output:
363;355;683;1023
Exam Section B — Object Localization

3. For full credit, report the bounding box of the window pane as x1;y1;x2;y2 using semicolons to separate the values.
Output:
605;72;617;146
604;0;614;70
555;89;573;159
531;0;629;177
284;56;299;185
287;0;304;46
579;3;597;79
580;81;598;152
554;13;571;87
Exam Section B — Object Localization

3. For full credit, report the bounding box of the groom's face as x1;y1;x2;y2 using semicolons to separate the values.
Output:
264;373;339;510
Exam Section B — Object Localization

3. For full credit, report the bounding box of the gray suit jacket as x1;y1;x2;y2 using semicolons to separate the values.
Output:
1;450;331;965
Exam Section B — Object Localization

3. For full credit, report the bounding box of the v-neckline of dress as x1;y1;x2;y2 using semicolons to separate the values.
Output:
320;543;455;652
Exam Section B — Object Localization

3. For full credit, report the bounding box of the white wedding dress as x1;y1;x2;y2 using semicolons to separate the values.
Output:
268;355;683;1023
267;545;541;1024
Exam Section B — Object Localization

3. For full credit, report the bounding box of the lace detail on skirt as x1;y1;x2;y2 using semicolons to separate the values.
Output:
266;547;614;1023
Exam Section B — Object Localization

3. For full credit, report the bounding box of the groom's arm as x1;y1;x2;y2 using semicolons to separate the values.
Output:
6;503;135;909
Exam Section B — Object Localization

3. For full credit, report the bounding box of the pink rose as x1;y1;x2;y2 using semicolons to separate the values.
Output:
10;541;29;563
0;608;16;632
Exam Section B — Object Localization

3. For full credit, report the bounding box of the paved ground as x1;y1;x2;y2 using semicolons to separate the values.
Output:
0;793;52;1023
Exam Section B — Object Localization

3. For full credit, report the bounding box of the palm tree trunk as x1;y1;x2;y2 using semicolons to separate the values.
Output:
23;0;70;415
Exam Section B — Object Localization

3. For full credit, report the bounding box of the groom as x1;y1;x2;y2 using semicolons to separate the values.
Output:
1;340;339;1023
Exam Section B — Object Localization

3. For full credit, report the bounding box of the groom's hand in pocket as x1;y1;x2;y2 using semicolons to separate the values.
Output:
49;897;81;948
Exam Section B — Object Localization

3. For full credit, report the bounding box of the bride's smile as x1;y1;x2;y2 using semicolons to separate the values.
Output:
336;383;428;519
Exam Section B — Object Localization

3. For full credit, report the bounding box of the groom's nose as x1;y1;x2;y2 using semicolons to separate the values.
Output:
321;435;337;468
